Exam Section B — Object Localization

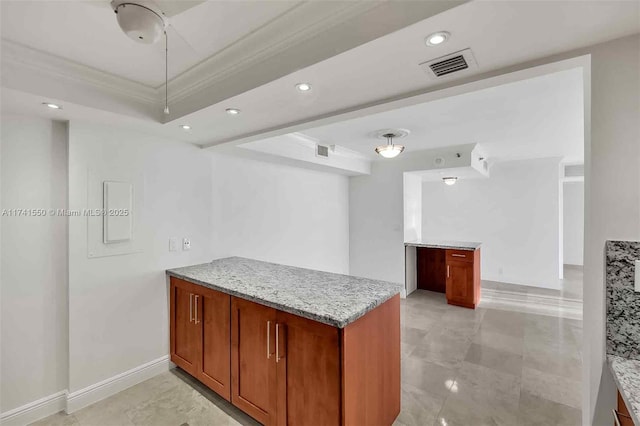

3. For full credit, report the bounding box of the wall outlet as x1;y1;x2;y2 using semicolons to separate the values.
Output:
635;260;640;293
169;238;178;252
182;238;191;251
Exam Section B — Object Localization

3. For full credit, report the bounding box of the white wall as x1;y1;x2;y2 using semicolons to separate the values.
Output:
350;146;473;284
420;158;561;288
563;181;584;266
582;34;639;426
403;173;422;242
67;122;214;394
1;116;68;412
210;153;349;274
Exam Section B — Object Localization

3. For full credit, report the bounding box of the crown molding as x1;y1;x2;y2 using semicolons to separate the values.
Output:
1;1;381;116
164;1;382;105
1;39;158;106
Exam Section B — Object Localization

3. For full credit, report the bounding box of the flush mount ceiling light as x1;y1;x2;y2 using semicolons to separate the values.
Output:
425;31;450;46
42;102;62;110
225;108;241;115
373;129;409;159
295;83;312;92
443;177;458;185
180;124;191;130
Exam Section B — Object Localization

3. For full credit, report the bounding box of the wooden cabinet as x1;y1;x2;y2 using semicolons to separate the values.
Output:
170;282;199;376
415;247;481;309
170;278;231;401
445;249;480;309
614;390;635;426
170;277;400;426
231;297;277;425
275;311;341;426
198;286;231;400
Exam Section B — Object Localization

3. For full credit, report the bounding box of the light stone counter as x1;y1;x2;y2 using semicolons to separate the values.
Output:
608;355;640;425
404;239;481;251
167;257;401;328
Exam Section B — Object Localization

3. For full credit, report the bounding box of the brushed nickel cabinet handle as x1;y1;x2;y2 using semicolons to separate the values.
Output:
267;321;271;359
189;293;193;323
452;254;466;257
275;323;280;363
194;295;199;324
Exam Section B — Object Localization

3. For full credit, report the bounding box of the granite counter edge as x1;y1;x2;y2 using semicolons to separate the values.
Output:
404;242;480;251
166;270;399;329
608;355;640;426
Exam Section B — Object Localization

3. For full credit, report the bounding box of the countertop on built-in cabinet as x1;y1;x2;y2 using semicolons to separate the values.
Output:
166;257;401;329
608;355;640;425
404;239;481;251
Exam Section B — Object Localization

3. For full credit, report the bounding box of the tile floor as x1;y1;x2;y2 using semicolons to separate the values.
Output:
33;276;583;426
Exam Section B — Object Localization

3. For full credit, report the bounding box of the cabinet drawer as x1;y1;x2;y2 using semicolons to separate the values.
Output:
446;249;474;263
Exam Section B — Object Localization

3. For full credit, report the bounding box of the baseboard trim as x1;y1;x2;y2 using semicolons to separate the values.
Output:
480;288;582;320
66;355;170;414
0;391;67;426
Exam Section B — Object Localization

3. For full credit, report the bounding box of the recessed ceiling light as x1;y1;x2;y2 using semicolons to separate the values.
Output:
225;108;241;115
180;124;191;130
295;83;312;92
443;177;458;186
425;31;450;47
42;102;62;110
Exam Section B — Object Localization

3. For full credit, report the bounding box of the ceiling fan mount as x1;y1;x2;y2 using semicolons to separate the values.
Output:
110;1;168;45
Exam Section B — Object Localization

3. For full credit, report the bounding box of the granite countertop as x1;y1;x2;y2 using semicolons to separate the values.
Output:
608;355;640;425
404;239;481;251
166;257;401;328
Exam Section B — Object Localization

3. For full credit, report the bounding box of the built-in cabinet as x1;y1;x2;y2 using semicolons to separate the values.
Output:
170;276;400;426
614;390;635;426
170;278;231;400
416;247;481;309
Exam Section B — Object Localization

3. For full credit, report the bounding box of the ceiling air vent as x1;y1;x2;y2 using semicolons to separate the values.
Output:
419;48;478;80
316;144;329;158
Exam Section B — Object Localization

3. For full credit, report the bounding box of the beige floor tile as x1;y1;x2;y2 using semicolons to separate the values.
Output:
393;383;446;426
465;343;524;376
472;326;525;355
452;361;521;403
437;384;519;426
401;356;459;397
521;367;581;409
30;412;80;426
517;389;581;425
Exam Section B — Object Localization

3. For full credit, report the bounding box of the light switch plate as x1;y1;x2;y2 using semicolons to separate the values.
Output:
635;260;640;293
182;238;191;251
169;238;178;252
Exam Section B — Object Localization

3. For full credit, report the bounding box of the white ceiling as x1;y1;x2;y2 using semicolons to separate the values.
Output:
283;67;584;163
1;0;300;87
1;0;638;151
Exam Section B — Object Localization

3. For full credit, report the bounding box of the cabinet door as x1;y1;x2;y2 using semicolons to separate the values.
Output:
197;287;231;401
275;312;340;426
446;260;474;308
231;297;277;426
170;279;198;376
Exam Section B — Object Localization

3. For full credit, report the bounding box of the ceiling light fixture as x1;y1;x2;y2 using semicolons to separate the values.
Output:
443;177;458;185
225;108;241;115
375;132;405;159
296;83;312;92
180;124;191;130
425;31;450;46
42;102;62;110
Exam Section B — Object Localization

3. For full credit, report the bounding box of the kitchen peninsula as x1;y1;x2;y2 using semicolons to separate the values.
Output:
166;257;401;426
405;239;482;308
